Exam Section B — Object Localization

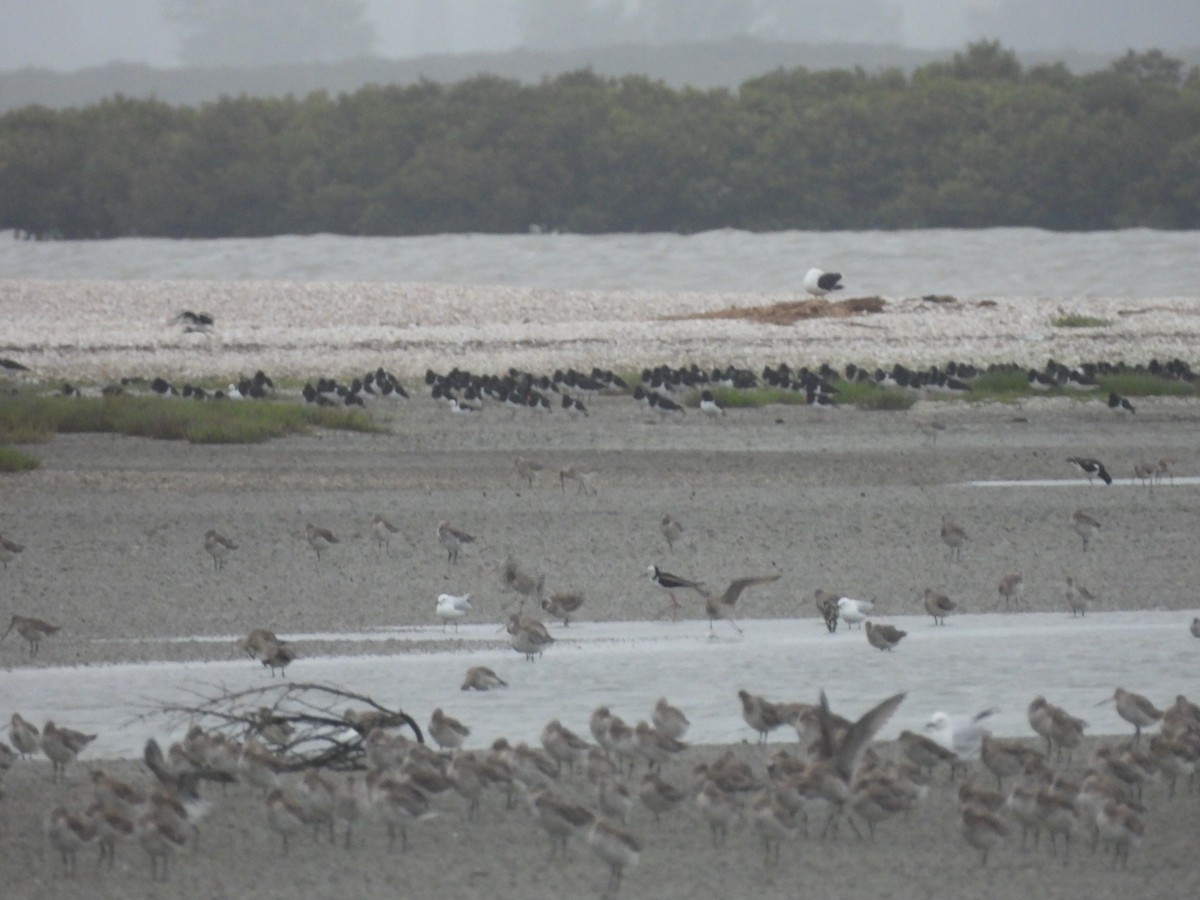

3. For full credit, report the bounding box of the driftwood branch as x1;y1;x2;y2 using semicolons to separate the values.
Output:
156;680;423;772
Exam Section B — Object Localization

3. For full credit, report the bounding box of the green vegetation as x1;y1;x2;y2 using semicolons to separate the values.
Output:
1052;313;1113;328
0;394;382;446
0;445;40;473
2;43;1199;237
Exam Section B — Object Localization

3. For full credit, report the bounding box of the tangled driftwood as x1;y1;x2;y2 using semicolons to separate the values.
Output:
157;681;423;772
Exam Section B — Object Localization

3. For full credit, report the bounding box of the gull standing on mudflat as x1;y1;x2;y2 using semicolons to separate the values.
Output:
435;593;472;632
925;708;995;761
835;596;873;629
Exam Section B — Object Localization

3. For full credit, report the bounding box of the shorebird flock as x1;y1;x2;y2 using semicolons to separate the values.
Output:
4;350;1200;894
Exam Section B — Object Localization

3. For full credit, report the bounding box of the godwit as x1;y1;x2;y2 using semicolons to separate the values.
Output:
1070;510;1101;551
2;614;60;655
1100;688;1162;743
530;788;595;860
738;690;790;745
996;573;1025;610
507;614;554;661
940;516;967;561
370;514;400;552
960;804;1008;866
9;712;40;758
305;523;339;565
659;513;684;550
1064;577;1096;616
46;807;96;877
0;533;25;570
652;698;690;740
461;666;507;691
437;521;474;565
429;708;470;752
559;463;598;495
587;817;642;895
541;591;585;626
203;529;237;570
639;773;687;823
41;720;97;782
922;588;956;625
865;621;906;651
702;573;781;635
514;456;544;488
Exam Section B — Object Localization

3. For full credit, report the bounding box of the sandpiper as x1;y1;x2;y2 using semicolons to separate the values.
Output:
305;523;339;565
46;807;96;877
1070;510;1101;551
429;708;470;752
922;588;956;625
996;573;1024;611
897;729;958;778
814;588;840;632
503;556;545;604
940;516;967;561
370;514;400;552
540;720;591;774
203;529;237;570
0;534;25;570
1100;688;1162;743
659;513;684;551
639;773;687;822
435;593;472;631
2;614;61;656
461;666;507;691
865;621;906;651
261;644;296;677
1064;576;1095;616
541;591;585;626
702;573;782;635
437;521;474;565
1067;456;1112;485
633;721;687;772
646;565;705;620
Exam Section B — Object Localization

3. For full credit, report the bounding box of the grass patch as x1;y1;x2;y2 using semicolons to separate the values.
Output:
0;394;383;445
0;445;40;472
1099;372;1197;397
1052;313;1113;328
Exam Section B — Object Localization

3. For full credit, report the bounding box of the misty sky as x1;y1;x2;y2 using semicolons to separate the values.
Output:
1;0;1195;71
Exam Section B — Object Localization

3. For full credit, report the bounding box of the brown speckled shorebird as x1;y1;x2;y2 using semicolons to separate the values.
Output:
996;573;1024;611
1100;688;1162;743
204;529;237;570
659;514;684;551
2;615;61;656
1071;510;1101;551
923;588;957;625
865;621;906;651
940;516;967;561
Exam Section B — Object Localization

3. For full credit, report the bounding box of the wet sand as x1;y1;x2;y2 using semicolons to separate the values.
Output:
3;391;1200;898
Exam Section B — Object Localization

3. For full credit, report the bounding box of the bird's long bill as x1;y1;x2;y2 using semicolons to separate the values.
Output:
1095;696;1115;707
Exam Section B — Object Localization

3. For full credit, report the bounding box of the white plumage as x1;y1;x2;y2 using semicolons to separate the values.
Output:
436;593;472;631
